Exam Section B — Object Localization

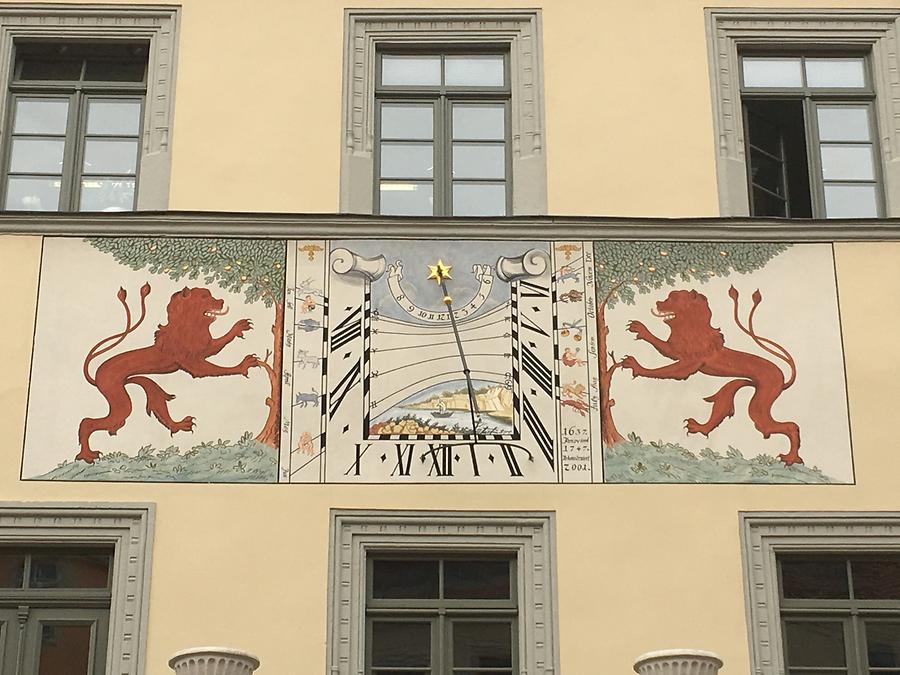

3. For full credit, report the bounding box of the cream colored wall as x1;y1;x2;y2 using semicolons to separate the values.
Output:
3;1;900;674
170;0;900;216
2;235;899;675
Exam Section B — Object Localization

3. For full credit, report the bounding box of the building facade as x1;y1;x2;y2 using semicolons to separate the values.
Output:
1;2;900;674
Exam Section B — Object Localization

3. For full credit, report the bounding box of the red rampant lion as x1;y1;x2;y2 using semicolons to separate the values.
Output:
620;286;801;465
76;284;258;463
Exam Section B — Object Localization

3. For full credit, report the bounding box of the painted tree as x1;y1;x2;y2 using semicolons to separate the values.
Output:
592;241;789;447
87;236;287;447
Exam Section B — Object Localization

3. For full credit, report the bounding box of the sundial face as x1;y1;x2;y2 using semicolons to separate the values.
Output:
283;238;601;483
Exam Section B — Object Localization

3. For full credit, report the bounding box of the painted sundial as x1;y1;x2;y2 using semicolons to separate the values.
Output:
20;235;853;484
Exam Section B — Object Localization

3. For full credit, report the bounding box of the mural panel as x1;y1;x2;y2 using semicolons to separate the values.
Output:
21;235;852;484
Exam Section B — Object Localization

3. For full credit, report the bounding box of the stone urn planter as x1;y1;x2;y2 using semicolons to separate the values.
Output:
168;647;260;675
633;649;723;675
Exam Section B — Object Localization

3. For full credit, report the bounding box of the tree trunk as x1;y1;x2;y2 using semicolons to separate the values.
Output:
597;301;625;447
255;300;283;447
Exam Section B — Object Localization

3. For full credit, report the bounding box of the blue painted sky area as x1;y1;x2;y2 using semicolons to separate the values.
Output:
344;239;547;323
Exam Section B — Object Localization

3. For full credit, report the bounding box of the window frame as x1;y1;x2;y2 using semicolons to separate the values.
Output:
2;47;148;212
327;510;559;675
0;503;155;675
0;5;179;211
373;47;513;217
340;9;546;216
737;50;885;218
741;512;900;675
705;9;900;217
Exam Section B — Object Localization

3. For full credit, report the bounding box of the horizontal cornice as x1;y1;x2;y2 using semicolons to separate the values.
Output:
1;211;899;241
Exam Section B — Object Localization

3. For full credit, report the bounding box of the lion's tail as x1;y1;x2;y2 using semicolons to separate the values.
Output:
83;283;151;386
729;286;796;389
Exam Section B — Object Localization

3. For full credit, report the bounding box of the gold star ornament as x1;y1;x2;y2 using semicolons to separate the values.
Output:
427;260;453;284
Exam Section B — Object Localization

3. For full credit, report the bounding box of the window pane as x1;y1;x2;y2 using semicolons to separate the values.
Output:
381;56;440;86
806;58;867;88
781;558;849;598
824;183;879;218
452;183;506;216
83;139;139;174
5;177;60;211
10;139;65;174
30;553;111;588
18;58;82;81
84;58;146;83
0;551;25;587
853;559;900;599
748;150;785;197
453;622;512;668
371;622;430;667
445;560;511;599
79;178;136;212
380;143;433;179
817;106;871;142
13;99;68;134
751;187;787;217
379;182;433;216
452;105;505;140
784;621;846;668
381;105;433;140
453;144;505;180
742;58;803;87
86;99;141;135
820;144;875;181
445;56;505;86
372;559;439;599
38;624;92;675
868;622;900;667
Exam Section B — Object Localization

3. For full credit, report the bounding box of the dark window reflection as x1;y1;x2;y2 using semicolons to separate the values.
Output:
781;558;849;599
854;559;900;599
372;560;439;599
445;560;511;599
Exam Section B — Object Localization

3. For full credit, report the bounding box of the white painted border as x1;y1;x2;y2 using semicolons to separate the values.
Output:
0;502;155;675
340;9;547;215
0;4;179;209
706;9;900;217
327;509;559;675
740;511;900;675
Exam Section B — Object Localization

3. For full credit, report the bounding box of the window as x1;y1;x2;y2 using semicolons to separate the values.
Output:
0;547;113;674
0;6;179;211
4;42;147;212
376;50;510;217
740;54;881;218
740;512;900;675
328;510;558;675
366;556;517;674
0;504;154;675
341;10;547;216
706;10;900;218
778;555;900;674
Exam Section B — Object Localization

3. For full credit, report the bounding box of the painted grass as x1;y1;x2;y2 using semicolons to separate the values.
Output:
604;433;832;484
33;431;278;483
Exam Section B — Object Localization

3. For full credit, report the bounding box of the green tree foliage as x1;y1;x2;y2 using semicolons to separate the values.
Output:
86;237;286;305
593;241;790;308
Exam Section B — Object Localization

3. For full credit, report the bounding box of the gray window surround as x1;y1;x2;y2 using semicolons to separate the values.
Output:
740;512;900;675
327;510;559;675
0;503;155;675
340;9;547;216
0;4;179;210
706;9;900;217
